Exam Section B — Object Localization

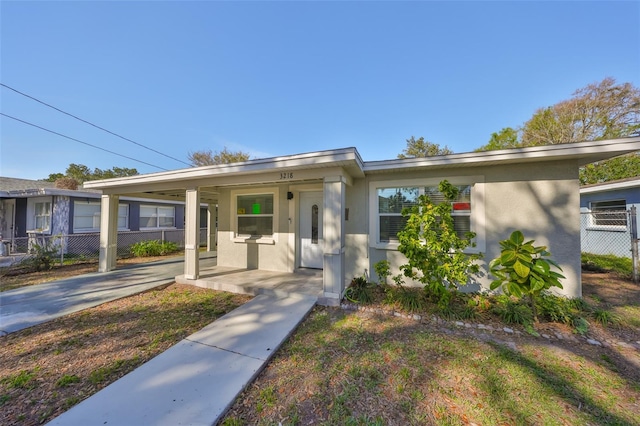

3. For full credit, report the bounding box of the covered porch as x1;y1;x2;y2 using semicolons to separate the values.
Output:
84;148;365;305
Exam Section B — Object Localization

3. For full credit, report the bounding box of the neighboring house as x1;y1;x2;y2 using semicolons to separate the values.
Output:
580;177;640;258
83;137;640;304
0;177;208;256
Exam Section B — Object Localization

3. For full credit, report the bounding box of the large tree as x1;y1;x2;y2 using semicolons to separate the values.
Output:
475;127;520;151
398;136;453;159
477;78;640;183
521;77;640;146
188;147;251;166
45;163;138;185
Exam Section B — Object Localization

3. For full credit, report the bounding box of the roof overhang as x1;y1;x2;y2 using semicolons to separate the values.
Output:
363;137;640;173
81;138;640;202
580;177;640;194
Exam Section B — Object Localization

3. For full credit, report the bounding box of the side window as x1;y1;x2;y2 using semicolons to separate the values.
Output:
140;205;175;229
591;200;627;227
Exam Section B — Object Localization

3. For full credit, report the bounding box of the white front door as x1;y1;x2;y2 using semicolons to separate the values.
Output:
299;191;323;269
1;200;15;249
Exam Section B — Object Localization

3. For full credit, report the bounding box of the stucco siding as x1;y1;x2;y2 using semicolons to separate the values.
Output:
357;160;581;298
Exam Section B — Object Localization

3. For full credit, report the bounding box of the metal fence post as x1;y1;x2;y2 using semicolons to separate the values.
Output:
630;206;639;284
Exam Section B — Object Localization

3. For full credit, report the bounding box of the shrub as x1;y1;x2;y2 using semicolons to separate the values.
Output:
21;238;60;272
491;296;533;326
489;230;565;322
395;180;483;306
344;276;374;304
130;240;179;257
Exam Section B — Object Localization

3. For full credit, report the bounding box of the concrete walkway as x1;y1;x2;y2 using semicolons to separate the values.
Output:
47;293;317;426
0;253;216;335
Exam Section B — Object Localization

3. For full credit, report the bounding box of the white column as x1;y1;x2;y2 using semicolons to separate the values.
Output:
99;194;119;272
184;187;201;279
207;203;216;252
323;176;346;298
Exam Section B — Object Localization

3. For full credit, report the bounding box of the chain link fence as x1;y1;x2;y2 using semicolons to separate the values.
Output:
581;207;639;282
2;228;209;266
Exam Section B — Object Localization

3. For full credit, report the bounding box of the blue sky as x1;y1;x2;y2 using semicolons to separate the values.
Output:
1;1;639;180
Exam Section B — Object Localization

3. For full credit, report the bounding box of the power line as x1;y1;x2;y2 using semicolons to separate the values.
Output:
0;113;168;171
0;83;191;166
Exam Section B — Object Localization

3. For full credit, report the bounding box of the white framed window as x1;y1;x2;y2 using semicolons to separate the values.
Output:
73;201;129;232
590;200;627;229
369;177;485;252
35;201;52;232
231;188;278;243
140;205;175;229
27;196;53;233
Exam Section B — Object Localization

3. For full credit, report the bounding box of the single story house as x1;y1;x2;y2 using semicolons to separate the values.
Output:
580;176;640;258
0;177;210;256
83;137;640;304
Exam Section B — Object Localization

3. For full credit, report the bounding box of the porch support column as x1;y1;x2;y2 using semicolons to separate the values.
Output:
99;194;119;272
207;203;216;252
323;176;346;299
184;187;201;279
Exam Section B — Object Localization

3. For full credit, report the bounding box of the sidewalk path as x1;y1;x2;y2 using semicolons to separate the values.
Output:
0;253;216;335
46;293;317;426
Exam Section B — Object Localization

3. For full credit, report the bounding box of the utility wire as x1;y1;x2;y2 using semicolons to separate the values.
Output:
1;113;168;171
0;83;191;166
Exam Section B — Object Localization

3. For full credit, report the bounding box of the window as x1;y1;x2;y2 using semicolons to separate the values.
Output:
591;200;627;227
34;201;51;232
236;194;274;237
73;201;128;232
370;178;484;252
140;205;175;229
377;187;419;243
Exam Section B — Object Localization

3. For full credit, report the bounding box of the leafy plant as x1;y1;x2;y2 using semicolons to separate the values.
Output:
130;240;179;257
489;231;565;322
491;296;533;326
374;260;391;285
395;180;483;306
21;238;60;272
344;276;374;304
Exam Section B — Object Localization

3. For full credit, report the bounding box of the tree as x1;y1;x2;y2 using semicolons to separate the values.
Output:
188;147;251;166
45;163;138;184
477;78;640;183
521;77;640;146
393;180;482;307
580;153;640;185
475;127;520;151
398;136;453;159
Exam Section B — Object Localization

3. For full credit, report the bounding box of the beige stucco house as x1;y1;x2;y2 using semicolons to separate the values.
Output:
83;137;640;304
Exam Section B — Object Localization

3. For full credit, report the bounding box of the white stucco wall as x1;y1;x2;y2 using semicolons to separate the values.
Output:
359;160;582;298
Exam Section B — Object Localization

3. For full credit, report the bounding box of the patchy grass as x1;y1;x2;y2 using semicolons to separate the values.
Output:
0;284;251;425
582;252;634;278
222;272;640;425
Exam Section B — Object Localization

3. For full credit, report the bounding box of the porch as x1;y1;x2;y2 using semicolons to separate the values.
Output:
175;255;327;303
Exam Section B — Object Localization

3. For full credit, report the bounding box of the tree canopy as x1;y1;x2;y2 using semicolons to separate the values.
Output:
45;164;139;185
188;147;251;166
398;136;453;159
476;77;640;183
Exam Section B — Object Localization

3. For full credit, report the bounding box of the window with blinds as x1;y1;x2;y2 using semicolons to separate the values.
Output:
377;185;472;242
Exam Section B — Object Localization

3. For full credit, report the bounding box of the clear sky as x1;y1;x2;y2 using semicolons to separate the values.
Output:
1;1;639;180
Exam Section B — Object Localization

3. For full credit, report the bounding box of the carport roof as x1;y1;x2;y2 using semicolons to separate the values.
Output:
82;137;640;203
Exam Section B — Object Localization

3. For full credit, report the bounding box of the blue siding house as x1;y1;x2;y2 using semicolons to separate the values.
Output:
580;177;640;258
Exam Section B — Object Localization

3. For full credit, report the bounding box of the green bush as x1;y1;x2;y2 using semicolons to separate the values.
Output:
130;240;179;257
344;276;374;304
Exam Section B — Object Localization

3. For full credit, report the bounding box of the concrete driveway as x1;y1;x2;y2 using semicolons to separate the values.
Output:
0;253;215;335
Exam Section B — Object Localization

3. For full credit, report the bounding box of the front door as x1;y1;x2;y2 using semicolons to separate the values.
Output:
299;191;323;269
1;200;15;251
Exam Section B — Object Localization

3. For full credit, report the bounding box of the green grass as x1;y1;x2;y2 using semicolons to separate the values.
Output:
582;252;634;278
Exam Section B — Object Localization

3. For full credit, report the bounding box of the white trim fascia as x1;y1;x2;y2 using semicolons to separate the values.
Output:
580;178;640;194
363;137;640;172
84;148;365;189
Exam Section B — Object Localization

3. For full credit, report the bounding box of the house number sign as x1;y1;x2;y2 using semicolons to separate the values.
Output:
279;172;294;180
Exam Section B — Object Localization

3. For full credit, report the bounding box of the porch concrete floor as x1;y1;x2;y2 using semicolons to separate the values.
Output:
176;255;323;301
